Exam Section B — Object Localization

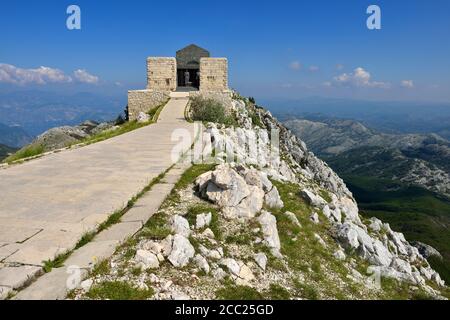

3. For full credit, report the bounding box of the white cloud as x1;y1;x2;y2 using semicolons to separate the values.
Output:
309;65;319;72
289;61;301;71
0;63;72;85
73;69;99;84
334;67;390;88
336;64;344;70
401;80;414;88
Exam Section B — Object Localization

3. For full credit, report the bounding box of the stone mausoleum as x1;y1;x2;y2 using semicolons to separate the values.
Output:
127;44;230;120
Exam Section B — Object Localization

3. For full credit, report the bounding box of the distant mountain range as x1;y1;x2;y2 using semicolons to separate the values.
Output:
285;118;450;197
0;90;125;137
284;117;450;282
0;122;32;148
266;97;450;140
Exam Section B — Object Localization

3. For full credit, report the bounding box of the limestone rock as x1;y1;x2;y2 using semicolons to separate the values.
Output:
283;211;301;227
160;235;173;257
310;212;320;224
333;249;346;261
171;215;191;237
80;279;93;292
168;234;195;268
193;254;210;274
254;252;268;271
257;210;281;256
219;258;241;277
135;249;160;269
300;189;326;208
195;212;212;229
264;186;284;209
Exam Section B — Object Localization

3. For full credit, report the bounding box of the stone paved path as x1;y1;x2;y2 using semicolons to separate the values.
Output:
0;94;194;299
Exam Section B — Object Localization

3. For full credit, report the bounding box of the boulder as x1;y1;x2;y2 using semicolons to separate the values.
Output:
283;211;301;227
219;258;241;277
257;211;281;255
171;215;191;237
160;235;174;257
195;212;212;229
254;253;268;271
333;249;346;261
135;249;159;269
264;186;284;209
310;212;320;224
300;189;326;208
193;254;210;274
411;241;443;260
168;234;195;268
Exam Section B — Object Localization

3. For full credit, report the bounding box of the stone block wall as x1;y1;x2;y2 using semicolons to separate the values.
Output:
127;90;169;121
147;57;177;91
199;58;228;92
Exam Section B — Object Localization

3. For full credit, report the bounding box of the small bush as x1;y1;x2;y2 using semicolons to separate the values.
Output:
190;96;235;125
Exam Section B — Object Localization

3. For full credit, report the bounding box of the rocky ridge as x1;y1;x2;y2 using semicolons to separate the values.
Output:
74;95;447;300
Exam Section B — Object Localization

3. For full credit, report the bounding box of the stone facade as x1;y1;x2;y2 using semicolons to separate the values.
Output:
146;57;177;91
199;58;228;92
127;90;169;121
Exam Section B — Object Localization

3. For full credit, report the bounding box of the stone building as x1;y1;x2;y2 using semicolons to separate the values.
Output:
127;44;230;120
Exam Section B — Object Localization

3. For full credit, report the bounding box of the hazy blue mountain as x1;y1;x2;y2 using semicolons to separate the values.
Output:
0;122;33;147
0;90;126;137
265;97;450;139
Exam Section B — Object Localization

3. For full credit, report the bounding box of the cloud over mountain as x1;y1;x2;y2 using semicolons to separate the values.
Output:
0;64;100;85
334;67;390;89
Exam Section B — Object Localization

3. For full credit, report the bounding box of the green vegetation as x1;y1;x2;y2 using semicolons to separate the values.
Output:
4;144;44;163
0;144;17;161
86;281;154;300
344;175;450;284
216;283;264;300
266;284;291;300
189;96;236;125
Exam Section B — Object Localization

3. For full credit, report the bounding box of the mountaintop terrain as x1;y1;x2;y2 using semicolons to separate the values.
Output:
63;94;448;300
284;117;450;285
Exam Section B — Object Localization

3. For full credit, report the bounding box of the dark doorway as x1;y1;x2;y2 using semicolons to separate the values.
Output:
177;68;200;88
176;44;210;90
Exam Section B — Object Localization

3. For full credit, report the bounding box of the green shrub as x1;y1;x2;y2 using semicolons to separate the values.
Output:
190;96;235;125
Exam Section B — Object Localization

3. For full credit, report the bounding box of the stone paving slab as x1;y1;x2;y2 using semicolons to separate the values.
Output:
0;244;21;261
63;240;120;270
0;225;42;243
0;266;42;289
93;221;143;244
121;183;176;223
4;245;67;266
14;267;89;300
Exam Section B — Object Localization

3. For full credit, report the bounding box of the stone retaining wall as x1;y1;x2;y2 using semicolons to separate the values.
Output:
127;90;169;121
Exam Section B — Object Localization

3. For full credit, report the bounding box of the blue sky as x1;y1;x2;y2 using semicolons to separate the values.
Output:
1;0;450;102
